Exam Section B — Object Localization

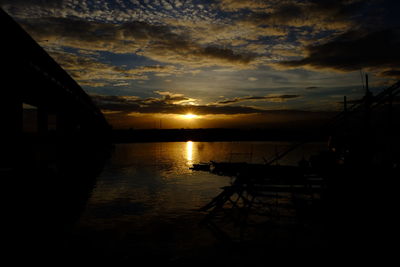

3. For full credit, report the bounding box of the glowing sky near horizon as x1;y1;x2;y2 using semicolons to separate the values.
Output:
2;0;399;128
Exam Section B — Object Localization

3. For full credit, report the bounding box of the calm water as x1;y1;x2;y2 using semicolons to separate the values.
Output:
65;141;325;261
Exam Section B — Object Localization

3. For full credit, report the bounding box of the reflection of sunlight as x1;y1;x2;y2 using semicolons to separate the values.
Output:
186;141;193;164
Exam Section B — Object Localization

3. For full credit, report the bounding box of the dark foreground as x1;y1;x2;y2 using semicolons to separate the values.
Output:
2;141;331;264
3;139;398;264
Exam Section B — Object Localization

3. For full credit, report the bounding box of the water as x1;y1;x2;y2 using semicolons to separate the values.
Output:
65;141;325;262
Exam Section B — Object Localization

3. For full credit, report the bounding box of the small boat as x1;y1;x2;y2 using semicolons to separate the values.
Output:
210;161;248;176
209;160;304;180
190;162;211;171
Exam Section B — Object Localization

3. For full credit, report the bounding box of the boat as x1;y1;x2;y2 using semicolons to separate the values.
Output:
190;162;211;171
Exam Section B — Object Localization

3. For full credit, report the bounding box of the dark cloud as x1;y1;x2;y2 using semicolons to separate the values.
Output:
91;94;334;126
337;96;400;105
91;92;312;117
3;0;397;123
144;91;196;105
215;95;301;105
20;17;136;53
198;46;255;64
0;0;63;8
218;0;270;11
241;0;368;30
47;51;184;86
47;53;130;86
96;92;337;129
337;99;363;105
18;17;256;67
379;69;400;79
278;28;400;72
91;94;262;115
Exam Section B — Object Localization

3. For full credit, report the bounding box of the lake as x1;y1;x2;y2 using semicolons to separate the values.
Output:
63;141;326;262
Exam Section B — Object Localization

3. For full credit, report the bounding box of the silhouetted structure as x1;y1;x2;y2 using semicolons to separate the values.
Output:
1;8;110;167
1;10;114;261
324;77;400;169
194;78;399;248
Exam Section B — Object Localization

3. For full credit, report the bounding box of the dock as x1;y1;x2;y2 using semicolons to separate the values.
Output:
192;77;399;244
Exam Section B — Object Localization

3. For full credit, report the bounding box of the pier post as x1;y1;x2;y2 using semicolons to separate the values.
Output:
0;90;22;167
363;74;374;166
57;111;72;137
37;106;48;134
364;74;371;128
344;96;348;130
387;91;393;131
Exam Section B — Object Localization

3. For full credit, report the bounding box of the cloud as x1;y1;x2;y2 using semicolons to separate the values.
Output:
378;69;400;79
91;93;263;115
0;0;64;9
78;81;108;87
240;0;367;30
198;46;255;64
114;82;130;87
337;96;400;105
1;0;130;22
4;0;386;74
92;92;334;129
3;0;397;116
19;17;132;52
277;28;400;73
91;91;199;114
214;94;301;105
218;0;271;12
164;16;287;45
17;17;257;68
149;91;197;105
47;51;185;86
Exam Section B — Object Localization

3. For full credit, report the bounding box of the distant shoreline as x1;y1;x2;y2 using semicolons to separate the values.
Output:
111;128;328;143
20;128;328;144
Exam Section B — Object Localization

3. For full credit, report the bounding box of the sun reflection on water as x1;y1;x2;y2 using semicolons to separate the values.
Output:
186;141;193;165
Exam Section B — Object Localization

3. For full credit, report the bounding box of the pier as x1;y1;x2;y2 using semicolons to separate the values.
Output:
194;78;399;245
1;9;111;167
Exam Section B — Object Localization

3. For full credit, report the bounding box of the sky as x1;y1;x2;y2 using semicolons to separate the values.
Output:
2;0;399;129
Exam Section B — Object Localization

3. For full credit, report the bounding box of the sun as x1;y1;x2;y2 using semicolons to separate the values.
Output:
181;113;198;119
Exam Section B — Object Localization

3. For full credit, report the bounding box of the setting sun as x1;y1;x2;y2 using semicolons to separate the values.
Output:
181;113;198;119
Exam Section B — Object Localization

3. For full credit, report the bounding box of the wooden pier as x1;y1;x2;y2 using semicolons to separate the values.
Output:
194;77;399;245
